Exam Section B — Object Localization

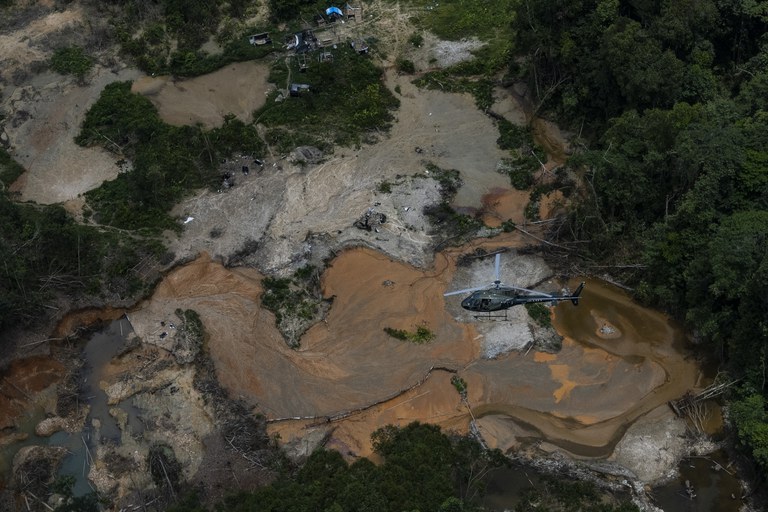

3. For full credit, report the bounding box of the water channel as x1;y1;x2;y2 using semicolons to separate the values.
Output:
0;318;142;496
481;450;745;511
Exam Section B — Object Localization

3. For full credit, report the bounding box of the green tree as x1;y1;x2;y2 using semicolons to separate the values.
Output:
372;422;456;512
731;394;768;469
602;18;686;108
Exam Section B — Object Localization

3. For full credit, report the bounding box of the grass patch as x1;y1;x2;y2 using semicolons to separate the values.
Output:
497;157;534;190
110;0;279;76
496;117;530;150
410;0;517;108
255;45;400;147
424;162;462;194
415;72;495;110
408;32;424;47
420;163;483;242
172;308;206;363
410;0;517;42
496;141;547;190
525;302;552;328
264;128;330;156
396;57;416;74
501;219;516;232
0;148;25;186
383;324;436;344
451;375;467;396
494;120;549;190
176;308;204;340
50;46;93;80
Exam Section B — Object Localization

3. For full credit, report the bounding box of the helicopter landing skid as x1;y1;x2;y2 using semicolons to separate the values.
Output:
473;311;508;321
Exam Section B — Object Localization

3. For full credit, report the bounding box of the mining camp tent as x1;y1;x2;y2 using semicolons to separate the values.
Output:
326;6;343;19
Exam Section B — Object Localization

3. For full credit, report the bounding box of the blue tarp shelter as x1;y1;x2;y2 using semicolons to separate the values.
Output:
326;6;343;18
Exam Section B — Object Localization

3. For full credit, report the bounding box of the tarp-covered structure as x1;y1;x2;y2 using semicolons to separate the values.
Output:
326;6;343;19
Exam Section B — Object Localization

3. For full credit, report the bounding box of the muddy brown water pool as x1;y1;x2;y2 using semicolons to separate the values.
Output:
468;277;698;458
653;450;743;512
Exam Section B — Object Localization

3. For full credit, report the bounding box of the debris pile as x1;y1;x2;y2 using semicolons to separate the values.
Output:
354;207;387;232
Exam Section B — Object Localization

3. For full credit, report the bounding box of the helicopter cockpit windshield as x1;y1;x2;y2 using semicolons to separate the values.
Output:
461;296;491;311
461;297;476;310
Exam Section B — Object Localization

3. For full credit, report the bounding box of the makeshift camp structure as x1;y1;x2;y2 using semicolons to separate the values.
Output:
349;38;369;54
289;83;311;97
248;32;272;45
326;6;344;21
285;30;318;53
345;3;362;21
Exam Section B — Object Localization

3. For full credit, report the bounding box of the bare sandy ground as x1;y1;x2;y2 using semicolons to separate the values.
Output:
5;67;141;204
0;7;84;85
1;4;272;205
169;71;512;272
5;61;272;205
0;2;141;205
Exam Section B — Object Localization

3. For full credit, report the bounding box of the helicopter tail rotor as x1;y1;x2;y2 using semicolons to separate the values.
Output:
571;282;585;306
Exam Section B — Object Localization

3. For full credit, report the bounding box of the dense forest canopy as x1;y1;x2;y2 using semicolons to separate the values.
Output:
512;0;768;474
167;422;637;512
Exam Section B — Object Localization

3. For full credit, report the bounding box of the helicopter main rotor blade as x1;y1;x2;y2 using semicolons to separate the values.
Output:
494;253;501;283
444;285;486;297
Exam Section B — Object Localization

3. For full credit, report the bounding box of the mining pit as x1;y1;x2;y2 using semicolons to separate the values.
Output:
0;1;738;510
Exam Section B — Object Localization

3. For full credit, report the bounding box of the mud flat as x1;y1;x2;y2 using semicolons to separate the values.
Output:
130;61;271;129
123;242;702;486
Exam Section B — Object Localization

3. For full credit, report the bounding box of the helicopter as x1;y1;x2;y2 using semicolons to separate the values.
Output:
444;253;584;317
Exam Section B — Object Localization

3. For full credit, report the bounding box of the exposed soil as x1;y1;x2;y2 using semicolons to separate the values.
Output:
0;357;64;431
124;242;700;479
168;69;511;272
130;62;272;129
0;1;713;507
